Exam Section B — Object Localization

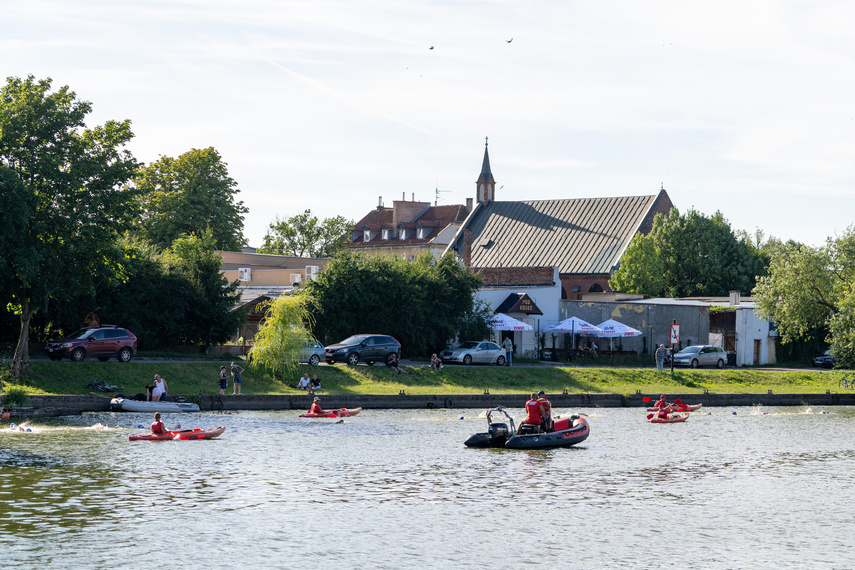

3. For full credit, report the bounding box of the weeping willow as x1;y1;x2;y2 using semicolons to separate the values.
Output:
250;293;315;377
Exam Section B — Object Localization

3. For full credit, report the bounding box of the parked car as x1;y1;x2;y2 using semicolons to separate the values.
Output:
440;341;506;365
324;334;401;366
671;345;726;368
297;339;325;366
812;350;835;368
44;325;138;362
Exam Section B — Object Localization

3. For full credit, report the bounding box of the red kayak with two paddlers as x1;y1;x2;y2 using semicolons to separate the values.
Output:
129;426;226;441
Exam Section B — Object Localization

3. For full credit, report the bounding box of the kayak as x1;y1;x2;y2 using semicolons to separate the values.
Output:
649;414;689;424
465;408;590;449
299;407;362;418
111;398;200;413
129;426;226;441
646;404;703;412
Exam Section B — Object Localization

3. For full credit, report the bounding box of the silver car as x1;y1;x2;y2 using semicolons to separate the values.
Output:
672;345;727;368
297;339;325;366
440;341;506;365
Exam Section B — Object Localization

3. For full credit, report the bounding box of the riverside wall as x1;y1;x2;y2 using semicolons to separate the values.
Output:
4;391;855;418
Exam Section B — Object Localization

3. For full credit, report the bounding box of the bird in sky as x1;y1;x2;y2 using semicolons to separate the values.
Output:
429;46;434;50
506;38;513;43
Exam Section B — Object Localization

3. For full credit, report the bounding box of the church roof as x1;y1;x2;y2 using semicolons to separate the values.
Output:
448;190;670;275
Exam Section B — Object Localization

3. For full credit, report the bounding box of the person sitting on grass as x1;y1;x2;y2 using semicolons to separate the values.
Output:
298;373;311;390
310;374;321;392
386;353;410;374
430;354;443;371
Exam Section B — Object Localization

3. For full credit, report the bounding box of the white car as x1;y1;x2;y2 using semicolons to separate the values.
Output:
297;339;325;366
672;345;727;368
440;341;506;365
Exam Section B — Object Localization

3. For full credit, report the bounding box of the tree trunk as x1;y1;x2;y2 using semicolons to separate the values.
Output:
11;299;33;377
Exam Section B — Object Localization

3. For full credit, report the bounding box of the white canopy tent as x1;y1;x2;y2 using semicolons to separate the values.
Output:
490;313;534;331
596;318;643;351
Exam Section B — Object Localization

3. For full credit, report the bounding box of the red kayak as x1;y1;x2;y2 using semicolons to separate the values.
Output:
129;426;226;441
299;407;362;418
646;404;703;412
649;414;689;424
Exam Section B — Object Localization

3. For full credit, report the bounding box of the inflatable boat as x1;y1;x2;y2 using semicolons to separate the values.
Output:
129;426;226;441
299;407;362;418
464;408;589;449
110;398;200;413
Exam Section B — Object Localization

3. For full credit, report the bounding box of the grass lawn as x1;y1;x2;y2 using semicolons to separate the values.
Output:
0;360;849;398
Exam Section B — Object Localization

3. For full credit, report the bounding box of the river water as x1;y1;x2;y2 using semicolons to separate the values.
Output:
2;405;854;569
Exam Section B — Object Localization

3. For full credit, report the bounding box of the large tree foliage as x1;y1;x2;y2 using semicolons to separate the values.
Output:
249;294;314;377
0;75;139;376
305;252;492;356
753;229;855;368
610;208;768;298
47;232;246;350
258;209;352;258
133;147;248;251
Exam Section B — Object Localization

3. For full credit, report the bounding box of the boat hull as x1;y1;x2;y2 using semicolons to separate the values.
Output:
299;407;362;418
129;426;226;441
466;417;590;449
110;398;200;413
646;404;702;412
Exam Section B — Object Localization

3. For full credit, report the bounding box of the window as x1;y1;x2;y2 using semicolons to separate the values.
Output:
382;229;390;240
363;230;372;242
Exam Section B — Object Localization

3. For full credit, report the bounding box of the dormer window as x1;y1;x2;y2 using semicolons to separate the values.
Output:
417;227;430;239
363;229;372;242
382;229;391;240
400;228;410;240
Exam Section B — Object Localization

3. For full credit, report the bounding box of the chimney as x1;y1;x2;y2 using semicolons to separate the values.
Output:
466;197;473;211
462;229;472;268
729;290;741;306
377;196;384;210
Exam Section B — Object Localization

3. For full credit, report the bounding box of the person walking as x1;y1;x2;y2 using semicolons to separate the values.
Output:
655;344;666;371
502;336;513;367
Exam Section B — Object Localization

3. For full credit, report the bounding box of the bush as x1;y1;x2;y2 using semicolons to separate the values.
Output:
1;386;28;407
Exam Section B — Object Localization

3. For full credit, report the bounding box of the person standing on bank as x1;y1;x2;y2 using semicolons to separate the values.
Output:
219;365;228;395
655;344;667;371
231;361;244;395
503;336;513;367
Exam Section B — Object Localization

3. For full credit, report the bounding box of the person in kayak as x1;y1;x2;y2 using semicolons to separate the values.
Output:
151;412;170;435
309;396;325;415
656;404;673;420
655;394;669;409
537;390;553;431
518;393;543;433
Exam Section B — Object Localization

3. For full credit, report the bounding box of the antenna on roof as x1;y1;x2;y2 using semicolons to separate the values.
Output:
434;182;450;206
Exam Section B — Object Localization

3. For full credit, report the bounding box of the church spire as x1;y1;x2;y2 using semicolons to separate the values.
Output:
476;137;496;205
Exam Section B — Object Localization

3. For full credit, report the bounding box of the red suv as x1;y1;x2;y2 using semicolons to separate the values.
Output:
45;325;138;362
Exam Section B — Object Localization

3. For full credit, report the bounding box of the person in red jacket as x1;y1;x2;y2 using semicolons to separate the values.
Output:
518;393;543;433
537;390;553;431
151;412;169;435
309;397;325;415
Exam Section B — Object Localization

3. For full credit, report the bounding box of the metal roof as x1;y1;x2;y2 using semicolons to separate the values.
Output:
456;193;663;274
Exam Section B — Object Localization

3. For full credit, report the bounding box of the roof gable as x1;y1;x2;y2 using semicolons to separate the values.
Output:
455;193;666;274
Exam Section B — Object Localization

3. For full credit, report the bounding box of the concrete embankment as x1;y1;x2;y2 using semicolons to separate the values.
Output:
3;391;855;418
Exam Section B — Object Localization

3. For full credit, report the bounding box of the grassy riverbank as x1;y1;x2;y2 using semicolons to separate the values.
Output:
0;360;847;398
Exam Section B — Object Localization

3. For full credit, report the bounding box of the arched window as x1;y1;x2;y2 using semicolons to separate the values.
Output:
588;283;604;293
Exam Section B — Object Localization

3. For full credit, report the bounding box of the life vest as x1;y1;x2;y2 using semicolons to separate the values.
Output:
151;421;166;434
310;403;323;414
524;399;542;425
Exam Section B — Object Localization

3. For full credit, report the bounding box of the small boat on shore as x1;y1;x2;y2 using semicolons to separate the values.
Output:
464;408;589;449
110;398;200;413
129;426;226;441
299;407;362;418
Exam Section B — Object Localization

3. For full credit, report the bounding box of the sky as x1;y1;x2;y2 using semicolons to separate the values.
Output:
3;0;854;248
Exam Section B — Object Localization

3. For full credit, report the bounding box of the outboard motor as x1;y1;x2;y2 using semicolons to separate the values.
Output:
488;422;509;444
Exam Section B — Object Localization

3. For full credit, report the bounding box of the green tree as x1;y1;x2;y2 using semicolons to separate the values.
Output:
258;209;352;258
305;252;492;356
133;147;248;251
753;229;855;368
610;208;768;298
0;75;139;376
249;294;315;377
163;231;246;348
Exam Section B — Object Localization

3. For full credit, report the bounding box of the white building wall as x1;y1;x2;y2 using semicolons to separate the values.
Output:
474;267;562;357
734;303;774;366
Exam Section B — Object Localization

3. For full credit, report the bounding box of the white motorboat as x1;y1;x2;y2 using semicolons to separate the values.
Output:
110;398;200;413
